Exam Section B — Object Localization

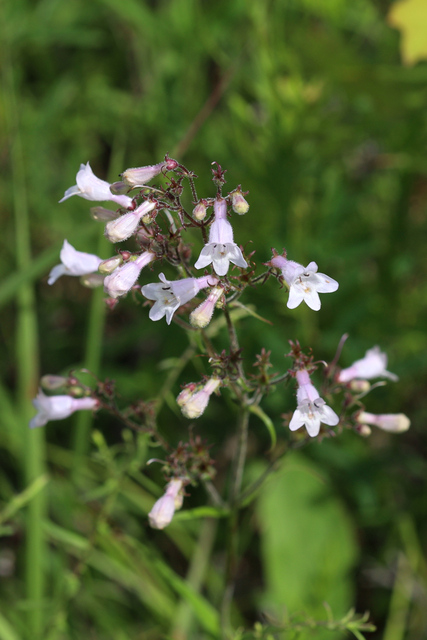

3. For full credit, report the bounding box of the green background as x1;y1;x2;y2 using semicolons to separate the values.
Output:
1;0;426;638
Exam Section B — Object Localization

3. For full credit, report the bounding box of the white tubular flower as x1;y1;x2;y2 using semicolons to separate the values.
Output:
338;347;398;383
48;240;102;285
141;274;218;325
189;286;223;328
270;254;338;311
103;252;156;298
59;162;132;208
121;158;178;187
29;390;99;429
148;479;184;530
177;378;221;419
289;369;339;437
357;411;410;433
104;200;156;243
194;198;248;276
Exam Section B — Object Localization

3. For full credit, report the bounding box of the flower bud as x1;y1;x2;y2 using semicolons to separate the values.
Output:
179;377;221;419
148;479;183;530
189;286;224;328
104;201;156;243
356;411;410;433
41;375;68;391
98;256;123;274
121;162;167;187
135;226;154;246
90;206;120;222
80;273;105;288
193;200;208;221
103;251;156;298
231;188;249;215
109;181;129;195
357;424;372;437
349;380;371;393
176;383;198;407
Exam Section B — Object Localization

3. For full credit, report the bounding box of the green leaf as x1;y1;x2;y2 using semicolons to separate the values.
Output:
256;453;358;639
0;474;49;525
174;506;230;521
0;612;20;640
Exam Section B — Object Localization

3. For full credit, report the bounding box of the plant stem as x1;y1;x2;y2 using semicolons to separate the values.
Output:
72;234;107;469
5;51;46;638
230;409;250;505
220;406;250;637
171;518;218;639
72;132;126;475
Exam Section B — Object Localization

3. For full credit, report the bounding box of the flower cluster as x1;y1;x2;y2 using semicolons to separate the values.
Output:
31;155;411;537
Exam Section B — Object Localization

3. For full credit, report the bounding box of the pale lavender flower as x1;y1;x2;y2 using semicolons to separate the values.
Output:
338;347;398;383
177;378;221;419
289;369;339;437
29;390;99;429
356;411;410;433
271;254;338;311
103;252;156;298
121;158;178;187
141;274;218;325
194;198;247;276
104;200;156;243
148;479;184;530
48;240;102;285
59;162;132;208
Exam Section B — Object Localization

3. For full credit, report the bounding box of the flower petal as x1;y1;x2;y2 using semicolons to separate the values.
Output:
287;286;305;309
303;287;321;311
319;405;340;426
313;272;339;293
194;246;214;270
47;264;67;285
289;409;305;431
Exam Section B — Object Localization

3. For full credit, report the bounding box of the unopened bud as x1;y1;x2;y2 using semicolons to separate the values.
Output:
80;273;105;288
357;424;372;437
109;181;129;195
189;286;224;328
68;385;86;398
104;201;156;242
142;211;156;224
41;375;68;391
103;251;156;299
90;206;119;222
179;377;221;419
231;189;249;215
121;161;171;187
98;256;123;274
135;227;154;246
356;411;410;433
176;383;198;407
349;380;371;393
148;479;184;530
193;200;208;221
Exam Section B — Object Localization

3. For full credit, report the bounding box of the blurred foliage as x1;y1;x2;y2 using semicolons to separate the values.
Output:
1;0;427;638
